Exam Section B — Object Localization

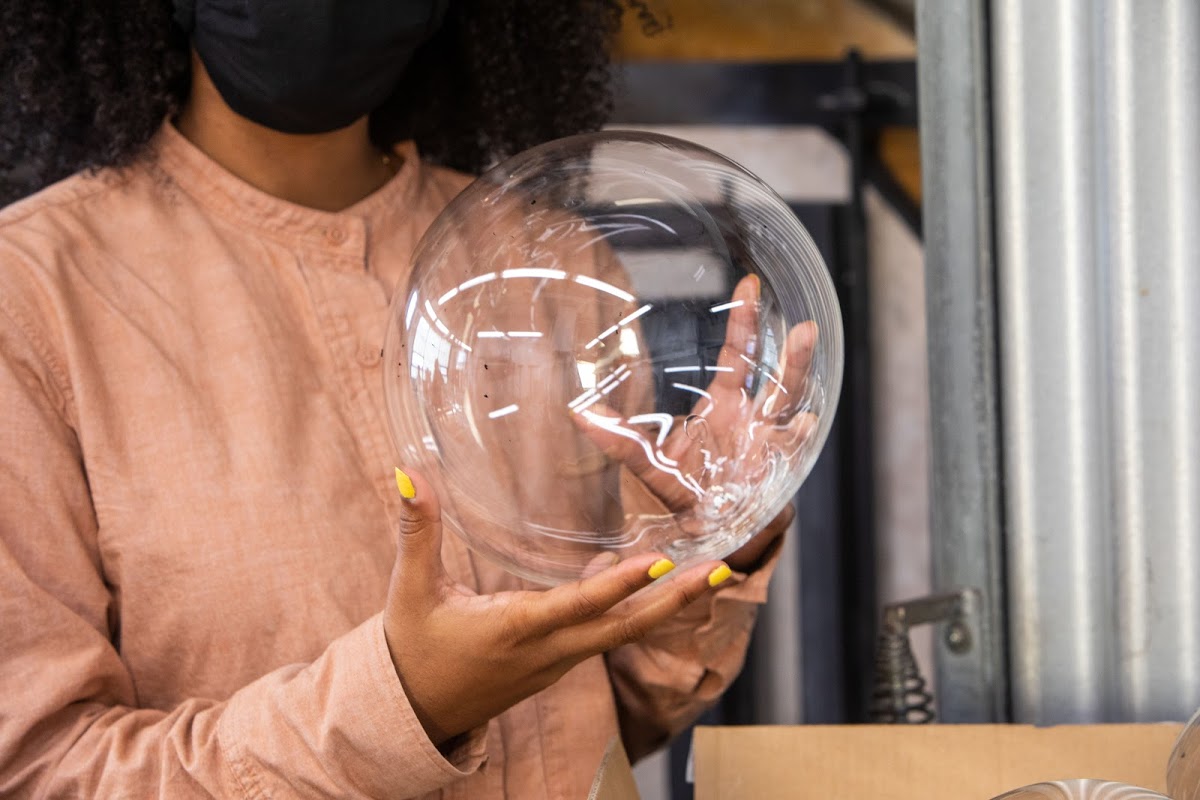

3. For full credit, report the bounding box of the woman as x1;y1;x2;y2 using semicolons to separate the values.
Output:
0;1;792;797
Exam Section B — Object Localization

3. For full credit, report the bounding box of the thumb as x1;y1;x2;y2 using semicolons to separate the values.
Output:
572;405;699;512
391;467;446;604
572;404;653;473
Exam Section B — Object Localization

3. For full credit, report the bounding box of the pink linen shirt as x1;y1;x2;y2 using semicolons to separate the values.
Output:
0;122;774;799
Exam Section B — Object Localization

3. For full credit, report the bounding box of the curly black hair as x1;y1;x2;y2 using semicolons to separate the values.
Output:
0;0;625;207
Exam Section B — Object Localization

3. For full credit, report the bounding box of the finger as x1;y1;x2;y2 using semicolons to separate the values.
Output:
756;410;819;454
766;321;817;423
564;560;728;655
580;551;622;579
524;552;676;635
725;502;795;573
712;275;760;396
390;467;447;607
780;320;817;402
683;276;761;447
571;405;700;510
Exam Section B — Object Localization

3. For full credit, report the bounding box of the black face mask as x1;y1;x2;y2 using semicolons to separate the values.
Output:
173;0;448;134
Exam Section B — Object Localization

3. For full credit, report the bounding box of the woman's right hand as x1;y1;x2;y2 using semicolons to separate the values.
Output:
382;468;728;747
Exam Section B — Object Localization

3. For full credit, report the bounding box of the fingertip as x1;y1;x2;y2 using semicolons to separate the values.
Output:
647;558;676;580
392;468;442;522
604;552;675;590
731;276;760;310
394;467;416;500
787;321;815;343
707;563;733;587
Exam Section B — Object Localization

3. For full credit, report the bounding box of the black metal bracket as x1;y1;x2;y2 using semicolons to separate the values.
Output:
612;60;917;128
612;58;921;236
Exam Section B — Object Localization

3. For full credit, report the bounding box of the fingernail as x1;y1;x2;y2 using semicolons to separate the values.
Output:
707;564;733;587
394;467;416;499
648;558;675;580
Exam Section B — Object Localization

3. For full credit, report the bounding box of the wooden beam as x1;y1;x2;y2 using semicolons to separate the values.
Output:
615;0;916;62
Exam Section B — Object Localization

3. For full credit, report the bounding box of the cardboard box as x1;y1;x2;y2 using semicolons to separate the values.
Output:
691;724;1183;799
590;736;640;800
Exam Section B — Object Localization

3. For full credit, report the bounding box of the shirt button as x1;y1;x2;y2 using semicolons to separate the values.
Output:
357;343;381;368
326;226;347;244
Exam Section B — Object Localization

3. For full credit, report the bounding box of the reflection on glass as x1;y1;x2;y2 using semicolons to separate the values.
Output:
992;780;1167;799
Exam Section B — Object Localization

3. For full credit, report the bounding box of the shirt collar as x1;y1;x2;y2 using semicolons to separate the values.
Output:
147;119;421;256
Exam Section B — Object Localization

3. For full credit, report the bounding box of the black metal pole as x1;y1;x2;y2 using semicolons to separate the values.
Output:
832;49;879;723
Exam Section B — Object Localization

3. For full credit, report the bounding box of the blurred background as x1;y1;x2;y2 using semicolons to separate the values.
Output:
610;1;1200;797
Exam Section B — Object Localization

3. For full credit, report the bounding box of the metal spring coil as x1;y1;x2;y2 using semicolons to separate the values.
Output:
868;626;935;723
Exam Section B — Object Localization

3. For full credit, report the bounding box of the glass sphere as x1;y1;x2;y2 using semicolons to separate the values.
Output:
991;780;1167;800
384;131;843;585
1168;706;1200;800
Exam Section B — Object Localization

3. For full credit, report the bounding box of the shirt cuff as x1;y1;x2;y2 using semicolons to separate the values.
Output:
365;614;490;780
219;614;488;798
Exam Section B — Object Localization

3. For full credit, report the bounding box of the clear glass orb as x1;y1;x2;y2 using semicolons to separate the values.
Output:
992;780;1168;799
991;780;1168;800
1168;706;1200;800
383;131;843;585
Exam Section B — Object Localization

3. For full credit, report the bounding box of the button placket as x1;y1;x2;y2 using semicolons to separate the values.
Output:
319;218;367;267
303;253;402;515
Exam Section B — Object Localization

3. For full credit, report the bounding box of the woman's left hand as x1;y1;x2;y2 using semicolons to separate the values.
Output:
575;274;814;577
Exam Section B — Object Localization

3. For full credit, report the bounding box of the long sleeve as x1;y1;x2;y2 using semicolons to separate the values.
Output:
605;539;783;761
0;302;487;799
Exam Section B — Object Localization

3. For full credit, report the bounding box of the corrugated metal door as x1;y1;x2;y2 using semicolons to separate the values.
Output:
921;0;1200;723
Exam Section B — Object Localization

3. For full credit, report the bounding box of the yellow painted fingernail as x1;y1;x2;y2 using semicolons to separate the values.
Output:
648;558;675;579
708;564;733;587
394;468;416;499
